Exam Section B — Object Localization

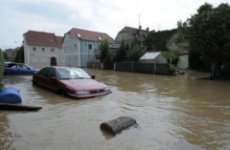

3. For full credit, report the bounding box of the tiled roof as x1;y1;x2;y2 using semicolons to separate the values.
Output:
118;26;148;35
66;28;113;42
115;26;149;42
56;36;64;47
24;30;63;48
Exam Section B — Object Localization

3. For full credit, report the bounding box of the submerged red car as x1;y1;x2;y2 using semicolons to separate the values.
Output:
32;66;112;98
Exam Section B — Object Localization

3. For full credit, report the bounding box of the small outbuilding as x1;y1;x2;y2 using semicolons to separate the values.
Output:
139;52;167;64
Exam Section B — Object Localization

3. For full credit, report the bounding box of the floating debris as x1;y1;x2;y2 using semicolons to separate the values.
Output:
100;116;137;135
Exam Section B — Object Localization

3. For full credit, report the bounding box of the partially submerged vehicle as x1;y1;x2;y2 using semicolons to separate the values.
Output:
4;62;39;75
32;66;112;99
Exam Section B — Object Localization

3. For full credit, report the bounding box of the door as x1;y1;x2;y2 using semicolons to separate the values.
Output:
50;57;57;66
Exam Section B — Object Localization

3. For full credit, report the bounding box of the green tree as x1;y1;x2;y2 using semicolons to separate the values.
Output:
0;49;4;89
177;20;188;43
162;51;178;65
99;40;111;63
115;39;128;61
185;3;230;79
144;29;177;51
127;43;146;62
15;46;24;63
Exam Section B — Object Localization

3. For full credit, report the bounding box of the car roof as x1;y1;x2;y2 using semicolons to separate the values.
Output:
41;66;82;70
4;62;25;65
42;66;82;70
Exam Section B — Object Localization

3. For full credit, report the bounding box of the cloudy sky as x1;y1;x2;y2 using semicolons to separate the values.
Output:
1;0;229;49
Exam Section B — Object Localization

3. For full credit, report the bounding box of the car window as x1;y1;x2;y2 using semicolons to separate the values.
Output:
56;68;90;80
17;64;30;69
10;65;17;69
48;68;56;77
7;64;17;68
39;68;56;78
39;68;49;77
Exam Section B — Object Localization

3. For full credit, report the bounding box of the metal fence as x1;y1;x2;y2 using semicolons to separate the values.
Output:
115;62;173;75
88;61;173;75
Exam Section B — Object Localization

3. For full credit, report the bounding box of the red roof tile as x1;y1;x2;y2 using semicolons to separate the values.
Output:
66;28;113;42
24;30;63;48
56;36;64;47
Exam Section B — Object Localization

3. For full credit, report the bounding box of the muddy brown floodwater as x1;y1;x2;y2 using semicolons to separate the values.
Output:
0;69;230;150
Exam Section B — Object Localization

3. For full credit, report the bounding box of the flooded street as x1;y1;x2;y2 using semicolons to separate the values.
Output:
0;69;230;150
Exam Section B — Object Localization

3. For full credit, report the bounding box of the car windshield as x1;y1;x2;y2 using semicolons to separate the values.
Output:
57;68;91;80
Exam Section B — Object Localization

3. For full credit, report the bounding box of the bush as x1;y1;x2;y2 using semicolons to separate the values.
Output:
162;51;178;65
127;44;146;62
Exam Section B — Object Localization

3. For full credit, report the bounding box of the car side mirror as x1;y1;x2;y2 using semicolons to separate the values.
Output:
91;75;96;79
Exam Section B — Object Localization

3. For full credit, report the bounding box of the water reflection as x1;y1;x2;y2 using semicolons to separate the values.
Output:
87;69;230;150
2;70;230;150
0;113;13;150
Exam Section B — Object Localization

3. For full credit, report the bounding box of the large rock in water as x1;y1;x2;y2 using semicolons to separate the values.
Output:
100;116;137;135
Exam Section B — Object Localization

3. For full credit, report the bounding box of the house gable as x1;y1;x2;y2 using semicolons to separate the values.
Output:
23;30;64;68
115;26;149;46
63;27;114;67
24;30;62;48
65;28;113;42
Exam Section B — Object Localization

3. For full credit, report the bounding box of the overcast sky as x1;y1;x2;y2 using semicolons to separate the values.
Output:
1;0;229;49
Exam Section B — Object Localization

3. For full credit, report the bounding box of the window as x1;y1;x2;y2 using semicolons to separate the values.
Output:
42;48;45;52
48;68;56;77
51;48;54;52
33;47;36;51
77;33;81;38
74;44;77;49
88;44;92;50
39;67;56;78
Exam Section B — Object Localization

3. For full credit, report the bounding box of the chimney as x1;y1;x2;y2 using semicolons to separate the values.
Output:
139;25;142;30
146;27;149;32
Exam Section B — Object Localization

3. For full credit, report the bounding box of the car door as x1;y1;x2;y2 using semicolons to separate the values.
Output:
36;68;50;88
20;64;31;74
6;63;18;74
46;68;59;91
17;64;27;74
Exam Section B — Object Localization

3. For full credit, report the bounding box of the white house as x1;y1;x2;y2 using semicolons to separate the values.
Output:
23;30;63;69
63;28;113;67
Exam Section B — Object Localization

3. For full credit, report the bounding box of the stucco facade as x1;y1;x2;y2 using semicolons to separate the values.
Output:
63;35;99;67
63;28;113;68
24;44;63;69
23;31;63;69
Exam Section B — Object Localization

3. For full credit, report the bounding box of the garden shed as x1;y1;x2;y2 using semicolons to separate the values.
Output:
139;52;167;64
